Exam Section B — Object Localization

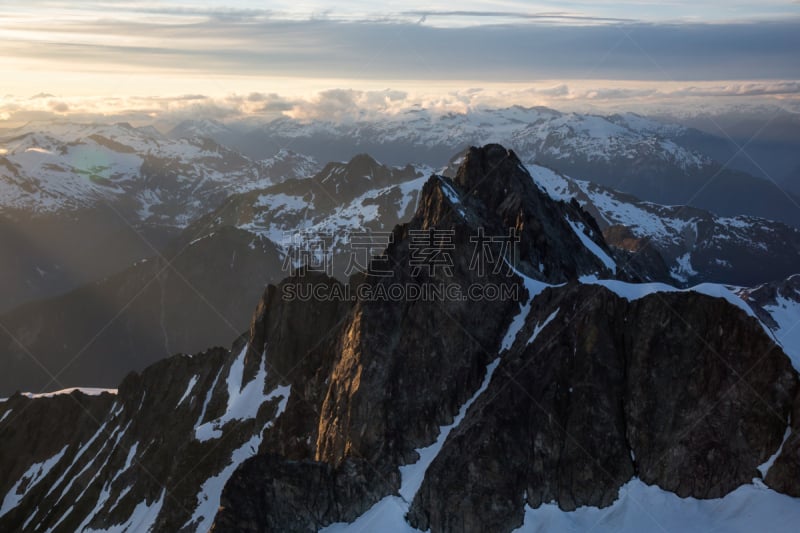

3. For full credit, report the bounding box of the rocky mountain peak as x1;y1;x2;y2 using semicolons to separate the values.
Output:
453;143;525;194
418;144;621;283
313;153;419;201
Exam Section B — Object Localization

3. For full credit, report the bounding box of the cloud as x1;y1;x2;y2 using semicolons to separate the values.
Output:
284;89;410;121
48;100;69;113
401;10;634;24
1;79;799;130
2;10;799;87
173;94;208;101
580;87;658;100
535;84;571;97
666;82;800;97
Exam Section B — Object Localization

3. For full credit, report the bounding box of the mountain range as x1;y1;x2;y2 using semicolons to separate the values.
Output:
1;145;799;532
168;107;800;228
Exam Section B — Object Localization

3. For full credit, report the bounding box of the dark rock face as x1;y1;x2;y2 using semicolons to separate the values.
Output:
242;272;350;389
0;391;116;526
213;455;386;532
315;153;419;202
451;145;619;282
624;292;795;498
406;285;797;532
313;145;626;474
765;388;800;496
603;225;673;283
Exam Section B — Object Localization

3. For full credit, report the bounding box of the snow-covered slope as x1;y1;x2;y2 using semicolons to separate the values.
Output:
739;275;800;370
19;388;117;399
0;122;318;226
235;108;704;169
524;164;800;287
191;154;430;277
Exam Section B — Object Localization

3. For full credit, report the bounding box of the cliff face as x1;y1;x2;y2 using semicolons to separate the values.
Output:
407;285;796;531
1;145;798;533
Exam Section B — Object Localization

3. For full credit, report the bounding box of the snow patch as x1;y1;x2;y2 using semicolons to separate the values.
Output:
1;445;69;518
194;345;291;442
670;252;698;283
183;433;262;531
75;441;140;532
763;295;800;371
24;146;53;155
580;277;772;338
399;357;501;501
566;218;617;274
45;421;109;499
20;387;117;399
528;165;573;202
757;424;792;479
500;267;552;352
526;309;560;346
512;478;800;533
195;367;222;430
320;496;417;533
177;376;198;407
438;177;466;217
83;489;165;533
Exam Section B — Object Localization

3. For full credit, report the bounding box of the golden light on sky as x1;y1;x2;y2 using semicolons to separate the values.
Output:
0;1;798;126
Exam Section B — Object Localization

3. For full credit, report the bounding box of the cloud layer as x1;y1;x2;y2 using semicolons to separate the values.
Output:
1;81;798;129
1;3;799;92
3;18;799;82
0;2;798;124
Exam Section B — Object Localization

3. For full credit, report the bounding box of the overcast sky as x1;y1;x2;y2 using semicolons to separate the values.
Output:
0;1;798;125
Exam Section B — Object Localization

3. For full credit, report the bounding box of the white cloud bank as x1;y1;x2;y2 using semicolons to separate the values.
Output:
0;81;798;129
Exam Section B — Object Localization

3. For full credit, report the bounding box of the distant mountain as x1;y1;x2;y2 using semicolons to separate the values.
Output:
0;207;174;313
0;122;318;310
521;163;800;287
171;107;800;227
2;145;798;532
4;112;797;313
657;108;800;195
166;118;233;142
189;153;429;279
0;226;283;397
0;122;318;224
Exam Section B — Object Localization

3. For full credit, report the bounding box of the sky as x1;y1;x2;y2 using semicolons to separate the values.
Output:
0;1;799;126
